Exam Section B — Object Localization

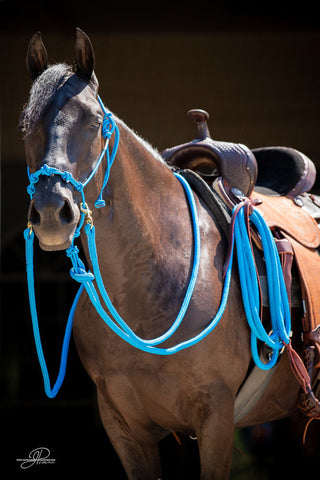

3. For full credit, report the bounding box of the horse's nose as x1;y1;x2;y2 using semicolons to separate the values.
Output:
29;196;75;227
27;182;80;251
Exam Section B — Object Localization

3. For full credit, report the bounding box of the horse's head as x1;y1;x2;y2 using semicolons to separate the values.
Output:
21;29;104;251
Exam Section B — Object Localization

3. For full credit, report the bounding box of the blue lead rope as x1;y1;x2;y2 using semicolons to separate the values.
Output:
24;194;290;397
24;228;84;398
24;173;234;396
65;174;233;355
24;96;292;397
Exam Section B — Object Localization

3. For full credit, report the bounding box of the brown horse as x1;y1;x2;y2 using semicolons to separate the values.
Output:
21;29;309;479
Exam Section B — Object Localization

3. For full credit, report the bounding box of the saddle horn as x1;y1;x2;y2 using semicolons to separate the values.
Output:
162;109;257;197
187;109;211;140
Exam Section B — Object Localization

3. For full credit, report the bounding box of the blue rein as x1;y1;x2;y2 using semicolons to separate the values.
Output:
24;96;291;398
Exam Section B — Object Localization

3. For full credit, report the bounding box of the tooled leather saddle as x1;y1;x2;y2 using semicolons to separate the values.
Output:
162;109;320;420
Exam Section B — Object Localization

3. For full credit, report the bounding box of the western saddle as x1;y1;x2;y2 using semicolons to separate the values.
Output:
162;109;320;420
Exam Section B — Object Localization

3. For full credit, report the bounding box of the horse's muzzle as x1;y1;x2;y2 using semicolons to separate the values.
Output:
28;180;80;251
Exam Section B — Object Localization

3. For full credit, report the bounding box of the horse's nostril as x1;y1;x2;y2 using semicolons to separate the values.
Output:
29;202;41;226
59;200;74;224
28;196;76;228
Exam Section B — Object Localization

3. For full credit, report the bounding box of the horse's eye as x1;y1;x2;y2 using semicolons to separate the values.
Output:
18;123;27;134
91;117;102;129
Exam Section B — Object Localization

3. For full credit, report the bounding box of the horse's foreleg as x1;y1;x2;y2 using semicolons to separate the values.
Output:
196;396;235;480
97;391;162;480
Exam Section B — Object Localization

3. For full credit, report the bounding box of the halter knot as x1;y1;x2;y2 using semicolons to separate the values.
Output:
27;184;36;196
61;171;74;184
74;182;84;192
65;245;79;257
41;163;52;175
102;113;115;139
29;171;40;183
69;267;95;283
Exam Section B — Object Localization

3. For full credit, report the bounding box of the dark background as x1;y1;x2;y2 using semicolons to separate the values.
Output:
1;1;320;478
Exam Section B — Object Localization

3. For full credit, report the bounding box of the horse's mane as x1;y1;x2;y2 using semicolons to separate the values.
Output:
20;63;73;136
115;116;167;166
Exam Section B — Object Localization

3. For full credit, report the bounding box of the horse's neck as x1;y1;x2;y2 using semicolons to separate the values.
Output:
82;121;194;332
106;119;177;232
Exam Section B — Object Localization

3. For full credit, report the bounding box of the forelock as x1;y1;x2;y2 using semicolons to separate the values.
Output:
20;63;73;136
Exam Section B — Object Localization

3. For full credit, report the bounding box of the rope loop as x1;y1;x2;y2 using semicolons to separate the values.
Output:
69;267;94;283
231;200;291;370
95;198;106;208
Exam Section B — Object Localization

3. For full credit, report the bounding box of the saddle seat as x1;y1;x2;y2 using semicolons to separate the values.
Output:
163;108;320;418
253;146;317;198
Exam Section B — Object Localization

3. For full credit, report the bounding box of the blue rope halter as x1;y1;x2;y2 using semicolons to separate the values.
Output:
27;97;119;236
24;96;292;398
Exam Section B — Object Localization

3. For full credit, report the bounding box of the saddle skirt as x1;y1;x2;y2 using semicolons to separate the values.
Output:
251;192;320;249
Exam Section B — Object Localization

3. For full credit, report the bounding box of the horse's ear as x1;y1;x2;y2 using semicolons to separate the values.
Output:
26;32;48;81
75;28;95;82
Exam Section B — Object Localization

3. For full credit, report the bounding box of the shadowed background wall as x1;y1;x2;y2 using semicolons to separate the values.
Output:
1;1;319;478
